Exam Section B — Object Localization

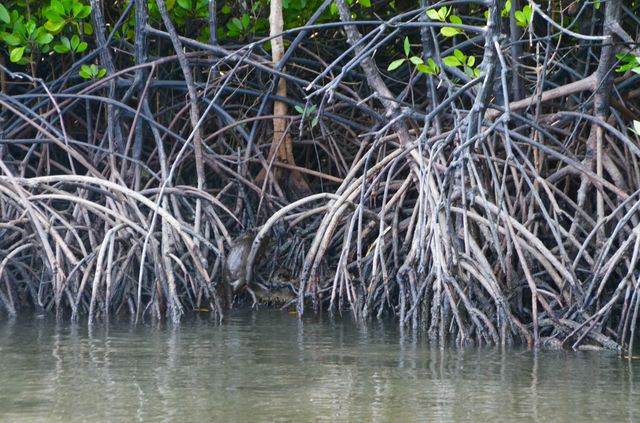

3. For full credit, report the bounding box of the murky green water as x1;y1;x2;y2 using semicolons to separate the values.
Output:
0;309;638;422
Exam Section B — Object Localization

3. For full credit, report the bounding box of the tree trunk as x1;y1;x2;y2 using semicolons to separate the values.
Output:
258;0;310;200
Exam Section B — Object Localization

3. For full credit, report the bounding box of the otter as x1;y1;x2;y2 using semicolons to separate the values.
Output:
222;231;270;307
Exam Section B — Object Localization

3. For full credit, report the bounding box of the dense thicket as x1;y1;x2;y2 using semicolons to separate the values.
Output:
1;0;639;350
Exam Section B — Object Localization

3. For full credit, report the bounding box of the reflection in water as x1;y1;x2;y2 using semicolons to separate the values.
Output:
0;310;638;422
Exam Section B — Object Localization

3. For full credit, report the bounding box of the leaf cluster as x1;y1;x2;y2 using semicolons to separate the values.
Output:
0;0;98;78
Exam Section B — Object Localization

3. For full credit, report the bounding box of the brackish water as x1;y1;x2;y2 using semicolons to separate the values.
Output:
0;309;638;422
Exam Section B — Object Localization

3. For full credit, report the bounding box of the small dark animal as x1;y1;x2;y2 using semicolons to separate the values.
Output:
222;231;270;307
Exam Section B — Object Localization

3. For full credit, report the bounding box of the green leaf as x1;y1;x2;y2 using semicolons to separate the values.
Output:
43;10;62;22
416;64;434;75
0;4;10;24
221;4;231;14
2;34;22;46
79;66;91;79
97;68;106;78
231;18;243;30
515;6;532;28
45;20;65;32
617;63;633;73
359;0;371;6
449;15;462;25
26;20;36;35
387;58;405;71
441;27;462;37
50;0;65;16
76;41;87;52
241;14;250;29
501;0;511;17
53;43;69;53
71;34;80;50
78;5;92;19
437;6;449;21
72;3;83;17
464;65;475;78
295;105;304;114
403;36;409;57
467;55;475;67
36;32;54;45
442;55;461;67
453;49;465;62
61;36;71;49
426;9;440;21
177;0;191;9
83;22;93;35
409;56;423;65
10;46;25;63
